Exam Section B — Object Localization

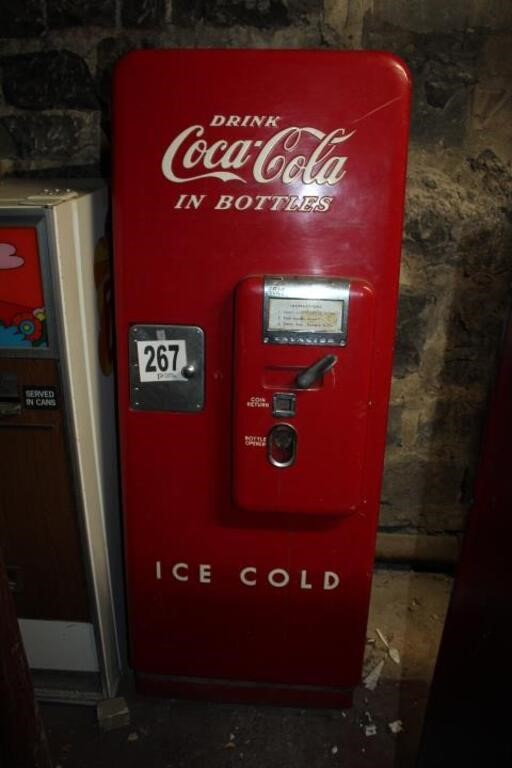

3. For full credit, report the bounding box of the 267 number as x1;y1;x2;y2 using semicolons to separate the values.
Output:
143;344;180;373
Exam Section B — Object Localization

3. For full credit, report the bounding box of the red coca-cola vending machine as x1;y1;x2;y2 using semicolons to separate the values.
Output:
113;50;410;707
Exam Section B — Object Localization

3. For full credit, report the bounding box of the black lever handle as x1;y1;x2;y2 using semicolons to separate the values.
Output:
295;354;338;389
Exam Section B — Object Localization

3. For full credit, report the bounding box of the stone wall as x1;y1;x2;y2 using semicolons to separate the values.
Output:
1;1;511;550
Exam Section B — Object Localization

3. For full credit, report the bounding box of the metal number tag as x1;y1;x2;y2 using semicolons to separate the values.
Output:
129;325;204;412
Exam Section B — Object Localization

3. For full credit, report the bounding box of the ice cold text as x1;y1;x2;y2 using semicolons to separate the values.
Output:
155;561;341;591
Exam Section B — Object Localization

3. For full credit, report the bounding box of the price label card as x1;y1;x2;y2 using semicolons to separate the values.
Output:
136;339;187;382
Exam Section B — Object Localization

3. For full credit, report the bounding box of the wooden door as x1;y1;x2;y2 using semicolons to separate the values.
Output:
0;358;90;621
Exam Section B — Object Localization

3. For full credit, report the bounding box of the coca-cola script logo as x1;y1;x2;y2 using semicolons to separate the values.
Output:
161;119;356;186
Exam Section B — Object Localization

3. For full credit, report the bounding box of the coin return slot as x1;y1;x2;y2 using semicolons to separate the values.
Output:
272;392;296;418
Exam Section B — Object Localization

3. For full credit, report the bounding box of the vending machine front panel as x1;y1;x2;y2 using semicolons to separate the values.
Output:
114;50;411;706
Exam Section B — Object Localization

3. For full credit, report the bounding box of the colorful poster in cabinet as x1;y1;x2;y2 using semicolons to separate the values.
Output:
0;227;48;349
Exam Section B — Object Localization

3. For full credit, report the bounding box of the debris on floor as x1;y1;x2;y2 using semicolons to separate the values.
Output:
97;696;130;732
127;732;139;743
363;658;385;690
408;597;421;612
388;720;404;734
224;734;236;749
376;628;401;665
362;712;377;737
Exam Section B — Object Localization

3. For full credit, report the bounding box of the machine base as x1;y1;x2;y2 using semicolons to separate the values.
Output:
135;673;353;709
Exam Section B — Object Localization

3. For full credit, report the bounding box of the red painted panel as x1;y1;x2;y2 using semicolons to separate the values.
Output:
113;50;411;705
418;310;512;762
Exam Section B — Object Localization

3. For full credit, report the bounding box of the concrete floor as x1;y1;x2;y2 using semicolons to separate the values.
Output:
41;569;453;768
